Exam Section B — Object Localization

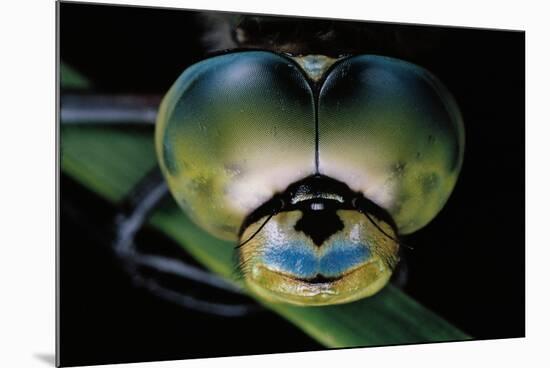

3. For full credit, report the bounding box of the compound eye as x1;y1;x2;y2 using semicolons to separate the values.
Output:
155;51;316;240
318;55;465;234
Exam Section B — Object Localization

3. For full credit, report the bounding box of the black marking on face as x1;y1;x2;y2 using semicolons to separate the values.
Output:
294;205;344;246
304;274;341;284
239;174;398;243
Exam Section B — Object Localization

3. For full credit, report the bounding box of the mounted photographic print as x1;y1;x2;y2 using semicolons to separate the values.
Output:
57;1;525;366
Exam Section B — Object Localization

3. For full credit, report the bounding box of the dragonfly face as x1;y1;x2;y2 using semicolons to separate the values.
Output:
155;50;464;305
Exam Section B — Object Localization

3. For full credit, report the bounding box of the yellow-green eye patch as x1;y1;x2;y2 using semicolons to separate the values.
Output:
156;51;316;240
318;55;464;234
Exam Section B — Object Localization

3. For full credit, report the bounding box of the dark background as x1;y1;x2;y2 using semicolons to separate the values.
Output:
59;2;525;366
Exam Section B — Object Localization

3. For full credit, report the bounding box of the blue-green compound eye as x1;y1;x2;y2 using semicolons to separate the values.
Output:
156;51;464;306
318;56;465;234
156;51;316;240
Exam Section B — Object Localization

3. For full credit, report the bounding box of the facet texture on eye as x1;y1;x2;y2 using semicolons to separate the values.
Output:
156;51;317;240
318;55;465;234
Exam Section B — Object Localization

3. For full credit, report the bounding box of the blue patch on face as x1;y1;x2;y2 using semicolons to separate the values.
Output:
319;242;370;277
262;241;319;279
261;240;371;279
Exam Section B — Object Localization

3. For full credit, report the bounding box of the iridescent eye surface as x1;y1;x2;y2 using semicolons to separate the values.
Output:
155;51;464;306
318;55;464;234
156;51;316;240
